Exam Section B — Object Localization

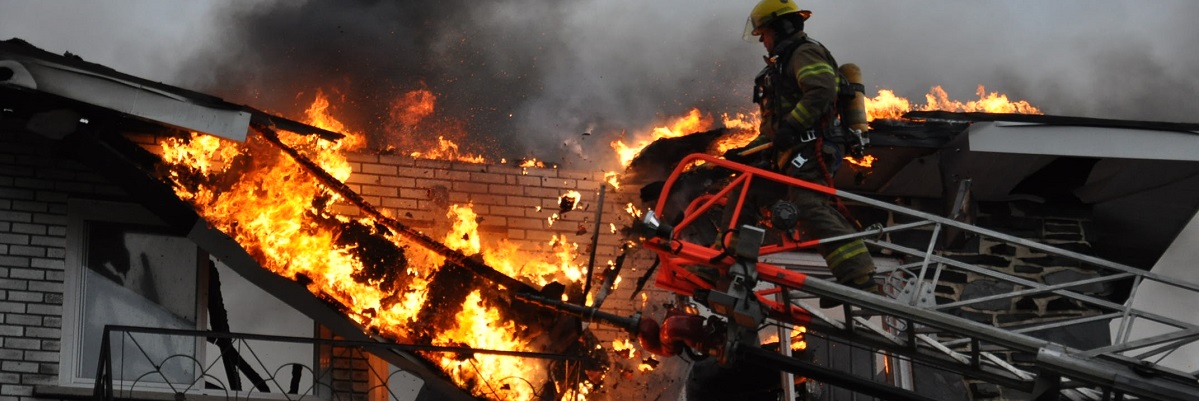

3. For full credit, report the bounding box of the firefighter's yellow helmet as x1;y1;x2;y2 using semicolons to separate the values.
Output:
743;0;812;42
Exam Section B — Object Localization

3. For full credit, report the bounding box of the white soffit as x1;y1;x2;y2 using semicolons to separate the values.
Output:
1110;208;1199;374
967;121;1199;161
1;58;249;142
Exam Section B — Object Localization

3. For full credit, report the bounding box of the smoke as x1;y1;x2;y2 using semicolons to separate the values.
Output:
177;0;757;168
4;1;1198;167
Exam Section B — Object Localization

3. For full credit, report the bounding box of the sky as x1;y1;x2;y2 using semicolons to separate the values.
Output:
3;0;1198;167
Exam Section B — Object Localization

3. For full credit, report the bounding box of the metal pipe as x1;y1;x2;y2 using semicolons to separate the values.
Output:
581;184;606;306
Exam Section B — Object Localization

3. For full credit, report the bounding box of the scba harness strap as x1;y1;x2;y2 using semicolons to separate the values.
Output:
755;36;863;144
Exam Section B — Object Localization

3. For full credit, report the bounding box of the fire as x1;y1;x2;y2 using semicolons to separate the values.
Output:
305;90;366;152
761;326;808;351
844;155;876;168
380;87;487;163
712;112;760;155
434;290;538;401
444;204;482;254
612;338;637;359
865;85;1042;121
624;203;643;219
519;159;546;168
410;136;487;164
603;171;620;190
157;97;591;399
390;88;436;127
611;108;712;168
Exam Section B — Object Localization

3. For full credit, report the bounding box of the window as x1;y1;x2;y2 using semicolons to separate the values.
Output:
61;200;207;388
58;200;318;398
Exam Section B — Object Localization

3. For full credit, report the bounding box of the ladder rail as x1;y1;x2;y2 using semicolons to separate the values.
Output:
645;154;1199;400
868;239;1199;350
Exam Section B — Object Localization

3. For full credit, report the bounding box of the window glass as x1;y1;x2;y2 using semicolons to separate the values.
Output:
78;221;200;383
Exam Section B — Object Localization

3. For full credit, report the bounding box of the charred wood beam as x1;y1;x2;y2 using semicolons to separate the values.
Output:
206;260;244;391
254;124;536;294
206;260;272;392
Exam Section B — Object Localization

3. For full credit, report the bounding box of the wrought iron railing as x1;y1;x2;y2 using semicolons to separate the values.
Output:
92;325;578;401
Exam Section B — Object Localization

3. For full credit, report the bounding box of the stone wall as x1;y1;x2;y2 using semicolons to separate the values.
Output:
887;199;1110;400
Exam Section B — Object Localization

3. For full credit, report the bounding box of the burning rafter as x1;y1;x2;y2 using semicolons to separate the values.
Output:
155;124;610;400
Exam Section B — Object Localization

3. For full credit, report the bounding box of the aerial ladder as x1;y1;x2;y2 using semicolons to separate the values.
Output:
527;153;1199;401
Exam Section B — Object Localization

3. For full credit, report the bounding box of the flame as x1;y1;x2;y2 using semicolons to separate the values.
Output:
712;112;760;155
844;155;876;168
445;204;482;255
410;136;487;164
866;85;1042;121
382;88;487;163
637;357;657;372
603;171;620;190
306;90;366;151
560;190;581;212
391;88;436;127
761;326;808;351
612;338;637;359
519;159;546;168
611;108;712;168
158;96;591;399
434;290;538;400
625;203;643;219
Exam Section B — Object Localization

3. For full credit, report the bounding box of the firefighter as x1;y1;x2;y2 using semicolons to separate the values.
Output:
732;0;880;306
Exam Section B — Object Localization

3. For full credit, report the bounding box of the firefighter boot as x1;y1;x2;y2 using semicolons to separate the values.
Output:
818;239;880;308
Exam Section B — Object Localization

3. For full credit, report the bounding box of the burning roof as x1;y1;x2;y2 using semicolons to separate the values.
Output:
1;38;621;400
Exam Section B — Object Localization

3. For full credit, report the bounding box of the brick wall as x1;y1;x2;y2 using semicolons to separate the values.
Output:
0;130;128;400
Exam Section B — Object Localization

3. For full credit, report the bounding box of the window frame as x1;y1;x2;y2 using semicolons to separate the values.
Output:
59;199;209;390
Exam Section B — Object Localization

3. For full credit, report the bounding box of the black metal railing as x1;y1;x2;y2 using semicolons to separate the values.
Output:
93;325;579;401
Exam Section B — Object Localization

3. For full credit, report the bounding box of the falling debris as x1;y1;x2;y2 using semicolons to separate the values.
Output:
559;190;581;214
638;356;659;372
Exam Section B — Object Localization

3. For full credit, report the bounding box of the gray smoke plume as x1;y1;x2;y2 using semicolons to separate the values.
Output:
180;0;757;168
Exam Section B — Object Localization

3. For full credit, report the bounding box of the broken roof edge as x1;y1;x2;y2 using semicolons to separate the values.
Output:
0;37;344;143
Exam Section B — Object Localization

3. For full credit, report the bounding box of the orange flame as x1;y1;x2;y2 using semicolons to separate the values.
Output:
391;88;436;127
866;85;1042;121
306;90;366;151
611;108;712;168
712;112;760;155
761;326;808;351
383;88;487;163
410;136;487;164
158;95;591;399
844;155;876;168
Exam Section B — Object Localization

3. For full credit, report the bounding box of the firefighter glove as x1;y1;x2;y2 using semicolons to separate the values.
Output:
723;146;754;164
